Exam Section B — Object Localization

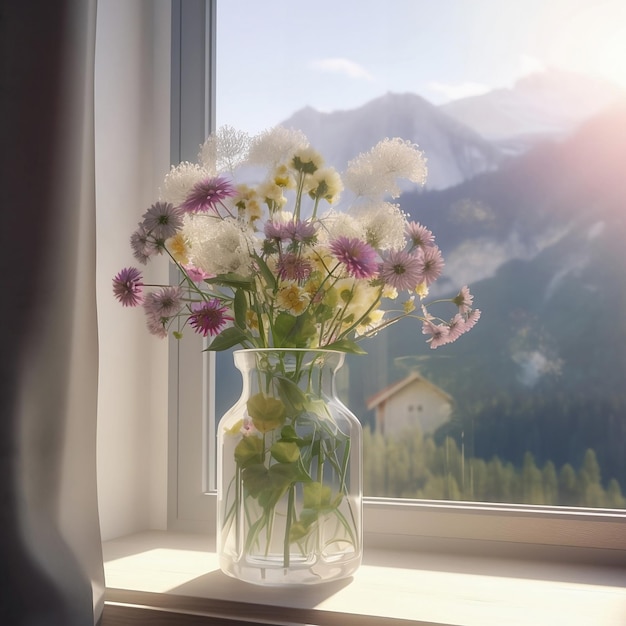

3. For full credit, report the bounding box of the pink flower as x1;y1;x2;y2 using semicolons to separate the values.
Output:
445;314;466;344
189;299;233;337
422;319;450;349
419;245;444;286
145;313;169;338
406;221;435;250
463;308;481;332
180;176;236;214
453;285;474;314
329;236;378;279
112;267;144;306
184;264;212;283
379;249;423;291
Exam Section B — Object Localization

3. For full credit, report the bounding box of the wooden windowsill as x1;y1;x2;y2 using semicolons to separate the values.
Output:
102;530;626;625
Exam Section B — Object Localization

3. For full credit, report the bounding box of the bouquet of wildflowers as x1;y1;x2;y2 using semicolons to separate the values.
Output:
113;126;481;578
112;126;480;351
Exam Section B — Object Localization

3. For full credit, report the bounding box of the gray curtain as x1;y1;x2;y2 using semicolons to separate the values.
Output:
1;1;105;624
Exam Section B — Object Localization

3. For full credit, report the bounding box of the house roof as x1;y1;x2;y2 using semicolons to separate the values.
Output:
366;371;454;410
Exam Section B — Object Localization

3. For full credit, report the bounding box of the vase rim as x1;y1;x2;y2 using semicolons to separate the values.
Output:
233;347;346;356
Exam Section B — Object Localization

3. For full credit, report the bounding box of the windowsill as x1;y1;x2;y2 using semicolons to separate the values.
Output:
102;530;626;625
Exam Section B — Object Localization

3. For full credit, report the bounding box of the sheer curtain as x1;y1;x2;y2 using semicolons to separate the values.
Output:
1;1;105;624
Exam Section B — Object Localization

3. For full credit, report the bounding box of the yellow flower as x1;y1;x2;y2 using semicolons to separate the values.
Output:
356;309;385;337
415;282;429;299
276;282;310;315
273;164;296;189
233;184;264;223
258;180;287;211
307;247;334;274
245;310;259;331
166;232;190;265
382;285;398;300
403;296;416;313
245;199;263;222
292;147;324;174
306;167;343;204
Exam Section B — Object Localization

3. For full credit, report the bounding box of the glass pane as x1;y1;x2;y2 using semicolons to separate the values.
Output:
215;0;626;508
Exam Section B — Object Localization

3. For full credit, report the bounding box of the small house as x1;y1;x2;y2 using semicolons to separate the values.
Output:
366;371;453;437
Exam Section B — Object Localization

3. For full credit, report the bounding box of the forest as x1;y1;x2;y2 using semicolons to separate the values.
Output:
362;425;626;509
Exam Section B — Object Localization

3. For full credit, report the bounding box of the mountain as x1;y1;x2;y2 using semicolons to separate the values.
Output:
280;92;503;190
395;99;626;291
440;70;624;155
342;102;626;486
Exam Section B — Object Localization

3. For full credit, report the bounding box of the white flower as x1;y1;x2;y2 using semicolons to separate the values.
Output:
199;125;250;174
247;126;309;167
350;200;408;250
160;162;207;207
317;209;365;244
344;137;427;198
183;216;253;276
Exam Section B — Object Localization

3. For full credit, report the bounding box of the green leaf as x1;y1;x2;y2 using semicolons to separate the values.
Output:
206;327;248;351
323;338;368;355
233;289;247;329
205;272;254;290
276;376;307;412
254;253;277;291
241;462;299;505
270;441;301;464
241;463;269;497
247;392;287;433
303;481;333;510
280;425;299;441
273;312;317;348
234;436;264;468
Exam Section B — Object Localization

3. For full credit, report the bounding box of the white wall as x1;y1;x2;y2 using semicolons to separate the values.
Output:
95;0;171;541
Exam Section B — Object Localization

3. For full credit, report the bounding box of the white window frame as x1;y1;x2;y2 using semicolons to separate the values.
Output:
166;0;626;565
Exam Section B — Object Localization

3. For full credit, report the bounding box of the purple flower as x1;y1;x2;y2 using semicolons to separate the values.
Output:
143;286;183;318
264;220;290;241
379;249;423;291
406;221;435;250
189;299;233;337
180;176;236;214
112;267;144;306
329;236;378;279
285;219;317;243
130;224;153;265
276;253;312;282
141;201;184;239
420;245;444;286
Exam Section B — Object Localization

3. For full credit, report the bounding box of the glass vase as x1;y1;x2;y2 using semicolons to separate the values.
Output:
217;348;362;586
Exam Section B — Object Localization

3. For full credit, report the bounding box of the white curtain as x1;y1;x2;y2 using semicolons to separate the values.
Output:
0;1;105;624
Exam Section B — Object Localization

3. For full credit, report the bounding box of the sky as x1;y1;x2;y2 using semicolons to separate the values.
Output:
216;0;626;134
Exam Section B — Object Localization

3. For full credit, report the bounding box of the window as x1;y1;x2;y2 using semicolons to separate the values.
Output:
169;0;626;560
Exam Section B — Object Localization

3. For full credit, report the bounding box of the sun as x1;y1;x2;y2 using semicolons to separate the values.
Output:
544;2;626;91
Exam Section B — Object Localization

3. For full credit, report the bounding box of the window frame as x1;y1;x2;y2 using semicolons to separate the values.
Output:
166;0;626;565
